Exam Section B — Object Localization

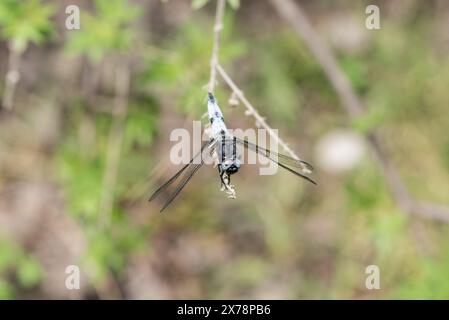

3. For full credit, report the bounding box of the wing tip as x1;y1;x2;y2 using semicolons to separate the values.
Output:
302;173;317;186
299;160;314;171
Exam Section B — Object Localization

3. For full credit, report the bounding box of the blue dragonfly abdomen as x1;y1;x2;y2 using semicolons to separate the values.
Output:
207;92;229;138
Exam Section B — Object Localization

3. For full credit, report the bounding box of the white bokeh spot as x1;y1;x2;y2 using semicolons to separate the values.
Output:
315;130;366;174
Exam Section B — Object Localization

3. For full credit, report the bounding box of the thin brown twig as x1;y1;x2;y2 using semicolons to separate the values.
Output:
269;0;449;222
206;0;239;198
216;64;311;173
208;0;226;93
207;0;310;172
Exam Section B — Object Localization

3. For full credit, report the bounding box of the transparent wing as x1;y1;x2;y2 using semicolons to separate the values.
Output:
234;138;313;172
149;139;216;212
234;137;316;185
157;163;203;212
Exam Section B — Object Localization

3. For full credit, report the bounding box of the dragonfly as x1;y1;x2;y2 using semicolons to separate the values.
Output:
149;92;316;212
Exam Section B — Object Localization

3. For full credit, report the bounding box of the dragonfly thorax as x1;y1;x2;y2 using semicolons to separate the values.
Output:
217;136;240;175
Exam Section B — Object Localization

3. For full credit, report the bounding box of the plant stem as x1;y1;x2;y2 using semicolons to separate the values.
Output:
2;44;22;111
216;64;310;173
208;0;226;93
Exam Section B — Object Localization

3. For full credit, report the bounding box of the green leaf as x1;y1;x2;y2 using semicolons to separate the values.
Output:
0;242;17;271
351;104;389;134
192;0;209;10
17;258;42;287
65;0;141;63
0;280;14;299
227;0;240;10
140;16;245;117
0;0;55;52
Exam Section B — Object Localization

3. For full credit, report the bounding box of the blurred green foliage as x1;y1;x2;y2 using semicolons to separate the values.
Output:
0;239;43;299
56;96;157;283
66;0;141;63
141;15;245;116
58;0;154;287
0;0;54;52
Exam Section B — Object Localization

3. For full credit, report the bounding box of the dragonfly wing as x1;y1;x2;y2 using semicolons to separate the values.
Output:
158;162;203;212
234;138;313;172
149;162;190;202
149;139;216;211
234;137;316;185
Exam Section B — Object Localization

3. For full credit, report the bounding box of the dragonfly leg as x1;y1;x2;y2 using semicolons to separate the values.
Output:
220;172;236;199
218;167;226;190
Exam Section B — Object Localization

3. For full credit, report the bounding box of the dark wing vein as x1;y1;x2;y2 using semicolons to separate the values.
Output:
149;139;214;210
148;162;191;202
159;162;203;212
234;137;316;185
234;138;313;172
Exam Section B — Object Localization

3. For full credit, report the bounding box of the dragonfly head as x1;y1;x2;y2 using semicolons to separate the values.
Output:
221;158;241;175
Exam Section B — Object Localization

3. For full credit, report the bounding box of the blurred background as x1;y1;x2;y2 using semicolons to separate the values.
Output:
1;0;449;299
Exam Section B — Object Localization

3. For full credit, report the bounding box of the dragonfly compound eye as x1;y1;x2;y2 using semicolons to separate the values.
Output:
226;164;240;175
